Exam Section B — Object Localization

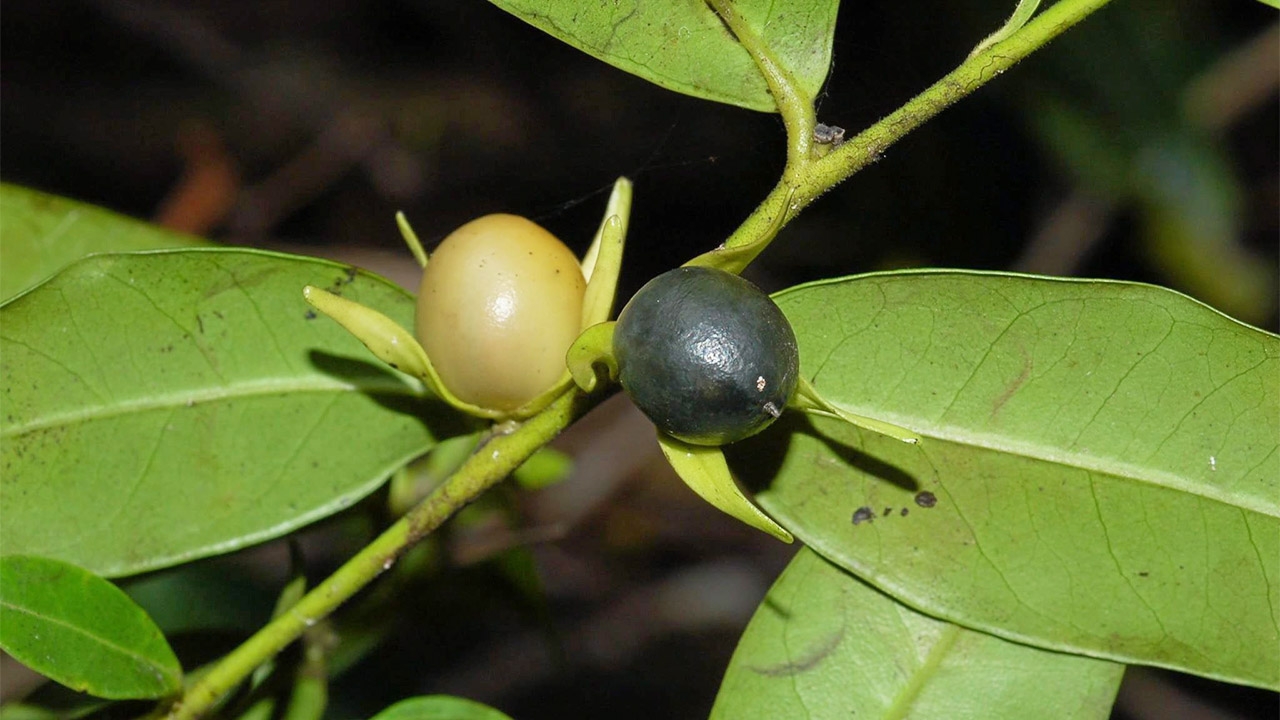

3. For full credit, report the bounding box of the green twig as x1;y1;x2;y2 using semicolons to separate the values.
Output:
718;0;1114;255
164;389;602;720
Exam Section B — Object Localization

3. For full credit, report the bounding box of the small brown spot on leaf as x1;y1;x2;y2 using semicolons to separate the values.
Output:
914;491;937;508
750;628;844;677
851;507;875;525
900;508;909;517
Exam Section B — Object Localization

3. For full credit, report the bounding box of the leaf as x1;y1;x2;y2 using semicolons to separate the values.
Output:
0;555;182;699
0;184;208;303
970;0;1042;57
657;433;792;542
369;695;513;720
728;271;1279;688
712;547;1124;719
486;0;838;112
1;249;465;577
124;564;272;634
511;446;574;490
0;705;64;720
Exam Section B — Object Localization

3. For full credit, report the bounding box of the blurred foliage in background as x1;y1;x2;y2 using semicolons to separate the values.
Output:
3;1;1275;321
1;1;1276;718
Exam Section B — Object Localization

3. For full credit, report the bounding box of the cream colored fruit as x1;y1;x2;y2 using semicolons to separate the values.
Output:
415;214;586;412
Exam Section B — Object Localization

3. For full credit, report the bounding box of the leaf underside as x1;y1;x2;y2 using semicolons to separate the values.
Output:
485;0;838;112
1;249;462;577
730;270;1279;689
712;547;1124;719
0;184;208;303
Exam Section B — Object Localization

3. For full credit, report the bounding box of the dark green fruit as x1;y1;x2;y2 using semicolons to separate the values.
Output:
613;266;799;446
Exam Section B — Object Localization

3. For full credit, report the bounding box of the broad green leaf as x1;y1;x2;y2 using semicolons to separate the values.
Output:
731;271;1279;689
486;0;838;112
712;547;1124;719
0;184;207;303
1;249;464;577
370;695;513;720
0;555;182;699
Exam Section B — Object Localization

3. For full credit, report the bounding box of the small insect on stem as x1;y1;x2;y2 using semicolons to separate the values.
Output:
813;123;846;147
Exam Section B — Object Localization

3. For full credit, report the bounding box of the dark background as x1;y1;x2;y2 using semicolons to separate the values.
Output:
2;1;1277;718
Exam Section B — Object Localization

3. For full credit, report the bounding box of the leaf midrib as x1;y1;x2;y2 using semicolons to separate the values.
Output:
882;622;962;720
1;374;424;438
828;401;1279;519
0;599;178;688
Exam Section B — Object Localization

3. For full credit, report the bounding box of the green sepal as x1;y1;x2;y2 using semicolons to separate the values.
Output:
302;285;506;420
684;188;795;275
581;177;632;282
969;0;1042;57
396;212;429;269
791;375;920;444
656;433;793;543
566;322;618;393
583;216;627;326
302;286;434;384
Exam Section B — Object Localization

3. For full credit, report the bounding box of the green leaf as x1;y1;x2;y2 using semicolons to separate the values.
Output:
0;555;182;699
1;249;463;577
511;446;574;490
730;271;1279;688
0;705;64;720
369;695;513;720
124;564;272;634
486;0;838;112
0;184;208;303
712;547;1124;719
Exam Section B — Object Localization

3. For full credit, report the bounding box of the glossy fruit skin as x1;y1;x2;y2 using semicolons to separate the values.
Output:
613;266;799;445
416;214;585;412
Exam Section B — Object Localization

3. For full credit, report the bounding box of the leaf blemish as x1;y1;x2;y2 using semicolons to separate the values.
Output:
914;491;937;508
991;349;1032;417
749;627;845;677
851;506;874;525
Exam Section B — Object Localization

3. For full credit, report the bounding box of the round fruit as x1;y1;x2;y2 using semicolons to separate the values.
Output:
416;214;585;412
613;266;799;445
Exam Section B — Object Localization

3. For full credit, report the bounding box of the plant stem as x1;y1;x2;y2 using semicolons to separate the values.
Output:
720;0;1114;253
164;389;601;720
